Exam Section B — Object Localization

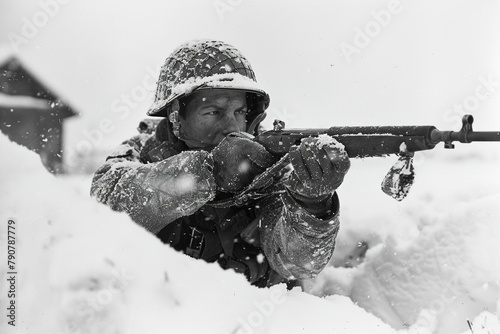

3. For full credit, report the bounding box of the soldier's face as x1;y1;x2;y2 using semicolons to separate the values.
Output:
179;89;247;149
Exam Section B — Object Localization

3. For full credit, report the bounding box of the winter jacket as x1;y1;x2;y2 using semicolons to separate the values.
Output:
90;121;341;287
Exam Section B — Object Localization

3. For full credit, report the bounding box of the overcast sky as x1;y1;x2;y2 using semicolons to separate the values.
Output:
1;0;499;164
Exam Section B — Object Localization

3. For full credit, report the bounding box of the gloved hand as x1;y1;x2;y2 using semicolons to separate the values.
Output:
285;135;350;199
115;150;217;234
211;132;276;193
141;150;216;216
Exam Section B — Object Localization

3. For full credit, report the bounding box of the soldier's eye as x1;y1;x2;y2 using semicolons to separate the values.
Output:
205;110;220;115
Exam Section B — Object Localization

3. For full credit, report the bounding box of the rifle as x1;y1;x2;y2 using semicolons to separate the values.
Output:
254;114;500;201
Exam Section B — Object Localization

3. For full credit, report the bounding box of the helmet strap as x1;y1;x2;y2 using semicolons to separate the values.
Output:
247;112;267;135
169;99;181;137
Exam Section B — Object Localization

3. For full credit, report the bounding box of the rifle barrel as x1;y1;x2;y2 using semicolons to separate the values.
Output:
467;132;500;141
256;114;500;158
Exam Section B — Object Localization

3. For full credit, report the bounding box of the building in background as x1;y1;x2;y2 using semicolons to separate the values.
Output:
0;56;77;173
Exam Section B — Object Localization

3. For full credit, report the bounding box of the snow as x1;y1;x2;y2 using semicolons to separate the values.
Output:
316;133;346;151
147;72;267;115
304;152;500;333
0;91;49;109
1;132;500;334
0;134;392;334
171;72;264;98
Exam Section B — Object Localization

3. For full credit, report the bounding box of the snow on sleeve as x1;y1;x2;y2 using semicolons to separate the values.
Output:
108;160;144;170
0;133;396;334
107;133;151;159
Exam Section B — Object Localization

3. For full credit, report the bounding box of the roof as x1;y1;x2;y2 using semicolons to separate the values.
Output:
0;47;78;118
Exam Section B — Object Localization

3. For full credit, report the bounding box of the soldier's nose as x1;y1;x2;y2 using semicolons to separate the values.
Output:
222;116;242;135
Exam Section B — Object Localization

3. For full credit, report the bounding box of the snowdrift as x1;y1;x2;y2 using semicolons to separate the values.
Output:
0;134;392;333
1;132;499;334
305;150;500;333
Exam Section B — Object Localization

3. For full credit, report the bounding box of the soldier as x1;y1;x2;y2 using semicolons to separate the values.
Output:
90;40;350;287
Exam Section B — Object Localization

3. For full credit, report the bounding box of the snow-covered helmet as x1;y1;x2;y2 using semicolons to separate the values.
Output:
147;40;270;129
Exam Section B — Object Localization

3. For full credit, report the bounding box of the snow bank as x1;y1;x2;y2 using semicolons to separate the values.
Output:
0;133;394;334
304;154;500;333
2;132;499;334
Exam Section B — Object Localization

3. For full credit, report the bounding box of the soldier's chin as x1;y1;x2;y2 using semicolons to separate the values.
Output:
182;139;217;151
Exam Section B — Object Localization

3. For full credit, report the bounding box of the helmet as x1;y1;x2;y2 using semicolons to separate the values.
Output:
147;40;270;122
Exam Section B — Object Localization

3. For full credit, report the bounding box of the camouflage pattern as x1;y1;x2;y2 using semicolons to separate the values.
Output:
90;129;341;284
147;40;269;117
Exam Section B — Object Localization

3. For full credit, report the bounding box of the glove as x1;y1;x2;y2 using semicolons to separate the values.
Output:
285;135;350;199
140;150;216;218
211;132;276;193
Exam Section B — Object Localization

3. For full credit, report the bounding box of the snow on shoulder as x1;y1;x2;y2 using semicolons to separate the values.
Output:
0;133;394;334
